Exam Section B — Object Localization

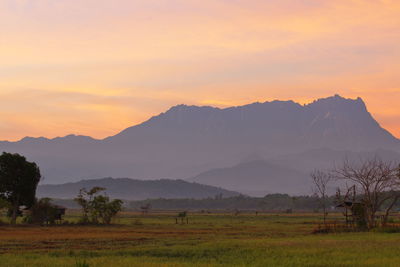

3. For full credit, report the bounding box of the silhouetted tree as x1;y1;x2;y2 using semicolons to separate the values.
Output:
0;152;41;224
311;170;332;224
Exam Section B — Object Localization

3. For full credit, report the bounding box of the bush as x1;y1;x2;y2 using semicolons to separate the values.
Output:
24;198;63;225
75;187;123;225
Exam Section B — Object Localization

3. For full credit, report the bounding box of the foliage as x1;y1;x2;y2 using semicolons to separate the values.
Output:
75;187;105;223
24;198;63;225
0;198;10;210
0;152;41;224
74;187;123;224
90;195;123;224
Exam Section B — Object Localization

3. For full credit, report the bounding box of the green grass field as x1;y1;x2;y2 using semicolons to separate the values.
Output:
1;212;400;266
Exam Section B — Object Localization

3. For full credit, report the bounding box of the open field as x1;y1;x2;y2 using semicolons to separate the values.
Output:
1;212;400;266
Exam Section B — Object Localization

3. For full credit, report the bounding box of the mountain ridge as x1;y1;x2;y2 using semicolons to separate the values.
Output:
0;95;399;187
5;95;396;143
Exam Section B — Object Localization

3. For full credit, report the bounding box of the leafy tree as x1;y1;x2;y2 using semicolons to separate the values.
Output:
75;187;105;223
0;152;41;224
91;195;123;224
75;187;123;224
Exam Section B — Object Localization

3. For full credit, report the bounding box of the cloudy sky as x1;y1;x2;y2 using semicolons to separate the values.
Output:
1;0;399;140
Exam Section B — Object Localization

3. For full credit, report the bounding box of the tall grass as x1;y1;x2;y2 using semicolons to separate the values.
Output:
75;259;90;267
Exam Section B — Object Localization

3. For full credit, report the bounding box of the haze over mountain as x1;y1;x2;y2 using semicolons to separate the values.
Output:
190;148;400;196
37;178;239;200
1;95;399;195
189;160;308;196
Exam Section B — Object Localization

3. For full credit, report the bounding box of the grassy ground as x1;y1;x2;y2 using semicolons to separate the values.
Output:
1;211;400;266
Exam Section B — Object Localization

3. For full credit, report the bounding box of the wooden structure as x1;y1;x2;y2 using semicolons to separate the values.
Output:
23;204;66;225
336;201;364;226
140;204;151;215
53;205;66;223
175;211;189;224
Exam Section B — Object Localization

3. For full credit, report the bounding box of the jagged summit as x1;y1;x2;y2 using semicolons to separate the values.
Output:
307;94;367;110
160;95;361;113
131;95;366;130
112;95;393;147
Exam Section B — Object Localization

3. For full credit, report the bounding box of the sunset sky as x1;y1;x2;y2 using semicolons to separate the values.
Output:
1;0;399;141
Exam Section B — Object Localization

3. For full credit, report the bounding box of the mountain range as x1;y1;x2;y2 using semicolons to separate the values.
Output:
1;95;399;196
37;178;239;200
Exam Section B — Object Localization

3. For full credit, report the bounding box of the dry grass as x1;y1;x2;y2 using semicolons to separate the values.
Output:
1;212;400;266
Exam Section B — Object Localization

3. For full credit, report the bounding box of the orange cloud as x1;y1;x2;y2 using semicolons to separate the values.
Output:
0;0;399;140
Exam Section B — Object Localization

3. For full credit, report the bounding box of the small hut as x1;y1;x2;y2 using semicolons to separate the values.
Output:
336;201;365;226
53;205;66;223
23;204;66;224
140;203;151;215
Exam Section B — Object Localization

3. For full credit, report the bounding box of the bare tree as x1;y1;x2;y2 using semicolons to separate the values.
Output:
333;157;400;228
311;170;331;224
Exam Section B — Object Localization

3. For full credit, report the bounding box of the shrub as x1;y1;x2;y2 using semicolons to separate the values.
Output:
75;187;123;225
24;198;63;225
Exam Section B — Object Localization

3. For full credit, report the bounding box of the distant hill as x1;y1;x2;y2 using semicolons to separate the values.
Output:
269;148;400;174
189;160;309;196
189;149;400;196
1;95;399;188
37;178;240;200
